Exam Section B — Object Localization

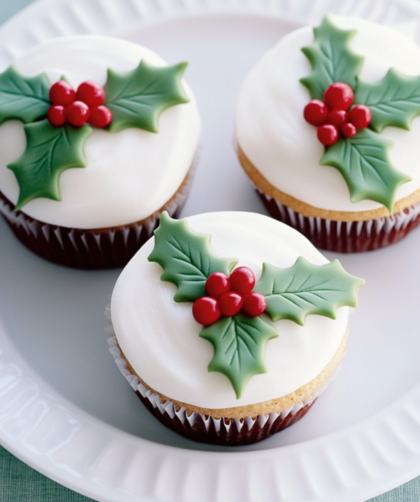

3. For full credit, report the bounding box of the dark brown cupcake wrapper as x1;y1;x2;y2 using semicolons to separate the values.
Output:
255;186;420;253
0;164;195;269
108;334;340;446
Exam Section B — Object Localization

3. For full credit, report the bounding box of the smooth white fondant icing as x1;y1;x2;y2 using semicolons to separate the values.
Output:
0;36;201;229
111;212;349;409
235;16;420;213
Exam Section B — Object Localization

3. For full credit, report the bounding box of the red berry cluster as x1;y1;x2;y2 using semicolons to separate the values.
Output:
303;82;372;146
192;267;267;326
47;80;112;128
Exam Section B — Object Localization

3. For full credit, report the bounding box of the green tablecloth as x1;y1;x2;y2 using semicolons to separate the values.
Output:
0;446;93;501
0;1;419;501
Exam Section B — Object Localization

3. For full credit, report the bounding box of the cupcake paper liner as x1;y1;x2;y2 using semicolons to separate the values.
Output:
107;333;341;446
0;164;196;269
255;186;420;253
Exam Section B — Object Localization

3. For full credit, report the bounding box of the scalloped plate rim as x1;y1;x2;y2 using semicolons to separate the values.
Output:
1;0;420;501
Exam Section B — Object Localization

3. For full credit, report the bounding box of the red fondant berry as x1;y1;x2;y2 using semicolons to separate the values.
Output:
65;101;90;127
348;104;372;130
206;272;230;298
230;267;255;295
341;122;357;138
88;105;113;128
317;124;339;146
47;105;66;127
76;80;105;107
219;292;243;317
303;100;329;126
323;83;354;111
326;109;348;128
242;292;267;317
49;81;76;106
192;297;221;326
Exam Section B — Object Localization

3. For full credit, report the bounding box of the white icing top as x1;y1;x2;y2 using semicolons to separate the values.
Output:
0;36;201;229
235;16;420;213
111;212;349;409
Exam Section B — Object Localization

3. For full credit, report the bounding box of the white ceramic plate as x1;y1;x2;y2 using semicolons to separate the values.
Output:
2;0;420;500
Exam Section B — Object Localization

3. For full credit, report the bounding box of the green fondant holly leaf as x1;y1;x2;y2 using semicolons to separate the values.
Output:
148;212;238;302
319;128;410;212
104;60;190;134
199;314;278;399
8;119;92;210
355;68;420;133
0;66;50;125
300;16;364;100
255;257;364;326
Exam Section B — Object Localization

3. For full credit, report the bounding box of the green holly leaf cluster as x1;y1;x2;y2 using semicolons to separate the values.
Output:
0;60;189;209
148;212;238;302
104;60;189;134
0;66;50;125
8;120;92;210
200;314;278;399
300;17;364;101
255;257;364;325
354;68;420;133
300;16;420;213
149;213;364;398
320;129;410;212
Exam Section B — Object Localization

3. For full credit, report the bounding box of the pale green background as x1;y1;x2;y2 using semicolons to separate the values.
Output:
0;1;418;500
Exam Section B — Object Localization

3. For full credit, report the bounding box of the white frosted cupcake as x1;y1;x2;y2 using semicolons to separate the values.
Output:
109;211;363;445
235;15;420;252
0;35;200;268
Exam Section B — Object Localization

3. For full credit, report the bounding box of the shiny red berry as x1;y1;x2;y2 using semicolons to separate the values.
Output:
65;101;90;127
219;292;243;317
76;80;105;107
348;104;372;130
88;105;112;128
49;81;76;106
47;105;66;127
324;83;354;111
326;109;348;128
303;100;329;126
341;122;357;138
242;292;267;317
206;272;230;298
192;297;221;326
317;124;339;146
230;267;255;295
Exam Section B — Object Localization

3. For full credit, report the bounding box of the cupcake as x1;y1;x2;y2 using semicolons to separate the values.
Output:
0;35;200;268
235;15;420;252
109;211;363;445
